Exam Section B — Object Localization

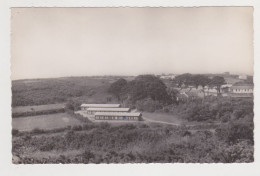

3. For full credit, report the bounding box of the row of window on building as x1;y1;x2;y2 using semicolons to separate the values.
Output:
232;89;253;92
95;116;139;120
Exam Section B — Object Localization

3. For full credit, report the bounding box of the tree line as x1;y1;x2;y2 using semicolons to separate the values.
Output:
174;73;226;95
108;74;226;106
108;75;174;105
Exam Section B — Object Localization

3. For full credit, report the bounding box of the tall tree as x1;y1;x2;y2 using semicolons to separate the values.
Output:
108;78;127;100
193;75;211;89
126;75;171;104
174;73;193;87
210;76;226;95
167;88;178;104
174;74;211;90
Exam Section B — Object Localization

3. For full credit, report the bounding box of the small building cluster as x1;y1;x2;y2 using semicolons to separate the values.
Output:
229;83;253;98
175;82;253;102
160;74;176;80
79;104;142;121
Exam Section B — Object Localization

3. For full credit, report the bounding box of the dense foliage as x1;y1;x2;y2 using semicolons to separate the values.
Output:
126;75;171;103
161;97;253;123
107;78;127;100
12;122;253;163
107;75;173;110
12;108;65;118
65;99;81;111
12;77;111;107
174;73;225;91
210;76;226;94
135;98;163;112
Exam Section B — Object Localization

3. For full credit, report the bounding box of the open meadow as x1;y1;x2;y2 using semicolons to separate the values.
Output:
12;113;82;131
12;104;65;114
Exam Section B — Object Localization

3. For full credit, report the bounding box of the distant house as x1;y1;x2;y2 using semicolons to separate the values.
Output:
221;84;233;93
176;88;204;101
186;88;204;98
80;104;120;110
86;107;130;115
94;112;142;121
204;86;218;96
160;75;176;80
229;83;253;98
238;75;247;80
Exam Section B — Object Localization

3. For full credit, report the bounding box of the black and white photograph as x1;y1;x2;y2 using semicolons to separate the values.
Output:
9;7;255;164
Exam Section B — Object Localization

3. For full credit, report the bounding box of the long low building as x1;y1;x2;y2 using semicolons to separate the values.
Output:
86;108;130;114
80;104;120;110
229;83;253;98
95;112;142;121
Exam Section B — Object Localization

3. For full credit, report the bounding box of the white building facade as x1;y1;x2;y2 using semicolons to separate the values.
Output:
95;112;142;121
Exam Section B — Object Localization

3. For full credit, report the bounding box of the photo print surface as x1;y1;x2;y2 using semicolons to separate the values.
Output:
11;7;254;164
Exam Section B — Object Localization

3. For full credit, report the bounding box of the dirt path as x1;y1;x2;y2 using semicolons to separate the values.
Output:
142;116;181;126
142;116;221;128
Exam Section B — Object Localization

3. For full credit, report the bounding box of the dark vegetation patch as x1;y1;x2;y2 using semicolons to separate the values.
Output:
12;108;65;118
12;121;253;163
12;77;114;107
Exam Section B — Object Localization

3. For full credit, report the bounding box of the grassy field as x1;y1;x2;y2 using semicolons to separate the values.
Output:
142;112;184;125
12;103;65;113
12;113;82;131
142;112;223;128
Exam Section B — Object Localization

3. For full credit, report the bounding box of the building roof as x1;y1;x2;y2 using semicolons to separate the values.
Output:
221;84;233;88
80;104;120;108
87;108;130;112
95;112;141;117
231;85;253;89
232;82;253;86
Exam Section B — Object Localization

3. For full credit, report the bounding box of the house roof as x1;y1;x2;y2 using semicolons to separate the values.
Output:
221;84;233;88
232;82;253;86
87;108;130;112
95;112;141;117
81;104;120;108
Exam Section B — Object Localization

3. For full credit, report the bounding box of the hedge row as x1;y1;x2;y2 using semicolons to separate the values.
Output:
12;108;65;118
66;110;92;123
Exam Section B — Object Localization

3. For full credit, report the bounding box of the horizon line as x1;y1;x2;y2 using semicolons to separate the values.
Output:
12;72;253;81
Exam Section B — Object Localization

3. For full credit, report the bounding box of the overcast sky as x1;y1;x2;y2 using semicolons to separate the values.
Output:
11;7;253;80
